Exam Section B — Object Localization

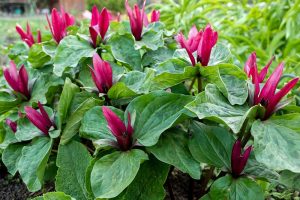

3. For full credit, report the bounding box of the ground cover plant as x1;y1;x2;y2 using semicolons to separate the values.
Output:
0;0;300;199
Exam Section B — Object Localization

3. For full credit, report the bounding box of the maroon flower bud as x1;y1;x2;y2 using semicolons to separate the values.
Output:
46;6;75;44
125;0;146;41
16;22;42;47
90;53;113;93
89;6;110;48
5;119;17;133
231;140;252;177
24;101;54;135
143;10;160;26
102;106;133;151
3;61;30;99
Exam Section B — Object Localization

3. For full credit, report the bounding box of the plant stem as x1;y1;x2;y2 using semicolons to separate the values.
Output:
237;118;249;140
199;167;215;197
197;76;202;93
188;77;196;92
241;131;251;147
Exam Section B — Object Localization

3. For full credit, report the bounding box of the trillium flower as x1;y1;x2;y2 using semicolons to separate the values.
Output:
46;7;75;44
24;102;54;135
231;140;252;177
102;106;133;151
125;0;146;41
244;52;274;84
90;53;113;93
5;119;17;133
143;10;160;26
89;6;110;47
244;53;299;119
16;23;41;47
3;61;30;99
176;24;218;66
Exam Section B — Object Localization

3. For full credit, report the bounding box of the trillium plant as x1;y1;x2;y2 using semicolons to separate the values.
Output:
1;1;299;200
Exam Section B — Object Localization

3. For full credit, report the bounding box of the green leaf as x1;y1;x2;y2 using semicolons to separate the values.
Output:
114;157;169;200
18;137;53;192
252;114;300;173
135;30;164;51
207;43;232;66
200;64;248;105
42;41;57;58
150;59;198;90
186;84;261;133
202;175;264;200
30;74;64;104
80;106;123;141
126;91;194;146
2;143;23;175
0;91;21;115
108;33;142;71
53;35;95;76
91;149;148;198
107;71;154;100
279;170;300;189
57;78;80;126
148;128;200;179
188;121;234;169
28;43;51;68
142;47;174;67
33;192;75;200
55;140;92;200
60;97;100;144
15;107;53;141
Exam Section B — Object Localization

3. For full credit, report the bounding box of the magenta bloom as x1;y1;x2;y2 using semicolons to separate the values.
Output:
102;106;133;151
244;52;274;84
3;61;30;99
196;24;218;66
143;10;160;26
46;7;75;44
5;119;17;133
231;140;252;177
24;102;54;135
89;6;110;47
245;53;299;119
176;24;218;66
16;23;41;47
176;25;202;66
125;0;146;41
90;53;113;93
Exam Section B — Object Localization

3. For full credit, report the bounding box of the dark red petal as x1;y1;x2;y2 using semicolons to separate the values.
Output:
18;65;30;98
25;106;49;135
258;56;274;83
91;5;99;26
5;118;17;133
244;52;257;78
38;101;53;128
99;8;110;39
102;106;127;137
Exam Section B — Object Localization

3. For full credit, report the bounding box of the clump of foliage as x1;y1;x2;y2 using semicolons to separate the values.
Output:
0;1;300;200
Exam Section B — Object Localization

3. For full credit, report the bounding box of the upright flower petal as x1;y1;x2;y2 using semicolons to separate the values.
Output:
37;30;42;43
91;53;113;93
244;52;257;78
102;106;133;150
231;140;252;177
91;6;99;26
175;32;196;66
38;101;53;127
258;56;274;83
99;8;110;39
125;0;145;41
197;24;218;66
18;65;30;98
150;10;160;23
25;106;49;135
5;119;17;133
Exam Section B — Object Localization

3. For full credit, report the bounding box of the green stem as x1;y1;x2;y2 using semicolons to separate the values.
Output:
237;118;249;140
188;77;196;92
241;131;251;147
197;76;202;93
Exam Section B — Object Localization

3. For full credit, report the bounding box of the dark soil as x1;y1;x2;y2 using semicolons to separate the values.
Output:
0;163;54;200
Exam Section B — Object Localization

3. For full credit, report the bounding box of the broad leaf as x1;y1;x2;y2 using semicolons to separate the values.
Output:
148;129;200;179
126;91;194;146
202;175;264;200
0;91;21;115
33;192;75;200
135;30;164;51
200;64;248;105
28;43;51;68
207;43;232;66
114;157;169;200
108;33;142;71
90;149;148;198
188;121;234;169
57;78;80;126
53;35;95;76
80;106;123;141
18;137;53;192
60;97;100;144
55;140;92;200
252;114;300;173
186;84;261;133
279;170;300;189
2;143;23;175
